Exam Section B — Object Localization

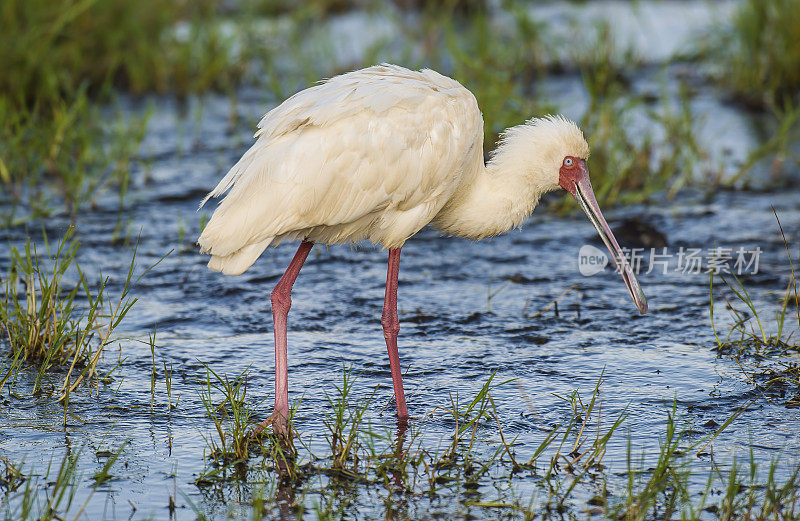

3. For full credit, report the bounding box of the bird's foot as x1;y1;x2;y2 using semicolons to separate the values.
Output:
395;414;410;432
249;413;297;473
251;410;295;446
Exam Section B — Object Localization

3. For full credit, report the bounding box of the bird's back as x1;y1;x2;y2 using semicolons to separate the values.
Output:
198;64;483;275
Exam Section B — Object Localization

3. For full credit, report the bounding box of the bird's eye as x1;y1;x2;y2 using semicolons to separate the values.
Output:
564;157;574;167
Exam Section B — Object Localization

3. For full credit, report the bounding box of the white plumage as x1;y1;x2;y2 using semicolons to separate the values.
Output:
197;64;647;429
199;65;474;274
197;64;588;275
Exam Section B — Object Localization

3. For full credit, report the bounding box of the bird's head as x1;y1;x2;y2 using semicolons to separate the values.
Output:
507;115;648;314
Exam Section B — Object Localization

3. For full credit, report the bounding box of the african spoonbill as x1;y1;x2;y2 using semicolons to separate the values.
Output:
198;64;648;434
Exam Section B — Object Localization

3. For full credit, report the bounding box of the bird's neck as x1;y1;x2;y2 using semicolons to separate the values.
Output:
432;134;557;240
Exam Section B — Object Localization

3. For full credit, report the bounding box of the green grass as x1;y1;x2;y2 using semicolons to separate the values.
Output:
709;213;800;406
185;368;800;519
0;233;165;406
0;91;149;218
573;21;640;102
0;0;248;215
198;364;263;470
712;0;800;112
703;0;800;186
1;233;129;397
710;214;799;354
0;443;127;521
322;367;376;474
426;5;707;210
3;366;800;519
731;104;800;186
438;4;554;150
1;0;246;110
4;0;793;216
567;24;706;207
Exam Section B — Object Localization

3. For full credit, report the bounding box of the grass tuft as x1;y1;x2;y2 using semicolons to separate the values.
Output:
1;233;138;397
0;0;248;214
0;233;165;406
198;365;262;468
709;212;800;406
323;367;375;474
712;0;800;112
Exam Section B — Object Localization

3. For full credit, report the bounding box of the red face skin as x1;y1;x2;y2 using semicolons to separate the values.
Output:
558;156;588;196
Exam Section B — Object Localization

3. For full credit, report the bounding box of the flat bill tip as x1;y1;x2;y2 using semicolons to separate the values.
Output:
636;294;648;314
622;268;648;314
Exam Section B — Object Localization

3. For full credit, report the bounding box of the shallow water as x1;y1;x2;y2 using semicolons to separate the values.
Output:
2;2;800;520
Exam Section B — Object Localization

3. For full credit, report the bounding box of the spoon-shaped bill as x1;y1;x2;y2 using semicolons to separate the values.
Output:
572;175;648;314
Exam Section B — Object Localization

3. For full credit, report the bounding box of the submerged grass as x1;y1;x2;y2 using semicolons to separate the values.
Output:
2;363;798;519
184;368;800;520
0;233;164;403
0;443;127;521
710;213;800;406
199;364;262;468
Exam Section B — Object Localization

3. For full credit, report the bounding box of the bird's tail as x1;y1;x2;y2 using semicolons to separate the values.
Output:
198;144;260;209
206;239;272;276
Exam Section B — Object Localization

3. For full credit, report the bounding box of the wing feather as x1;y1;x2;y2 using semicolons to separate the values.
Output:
198;64;481;271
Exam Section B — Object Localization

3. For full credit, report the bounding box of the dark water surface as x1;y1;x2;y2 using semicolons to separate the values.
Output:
3;2;800;519
2;115;798;519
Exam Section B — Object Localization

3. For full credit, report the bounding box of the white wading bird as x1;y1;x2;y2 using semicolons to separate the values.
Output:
198;64;647;435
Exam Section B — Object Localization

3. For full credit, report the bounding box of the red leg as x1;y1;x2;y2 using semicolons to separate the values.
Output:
382;248;408;420
262;240;313;436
